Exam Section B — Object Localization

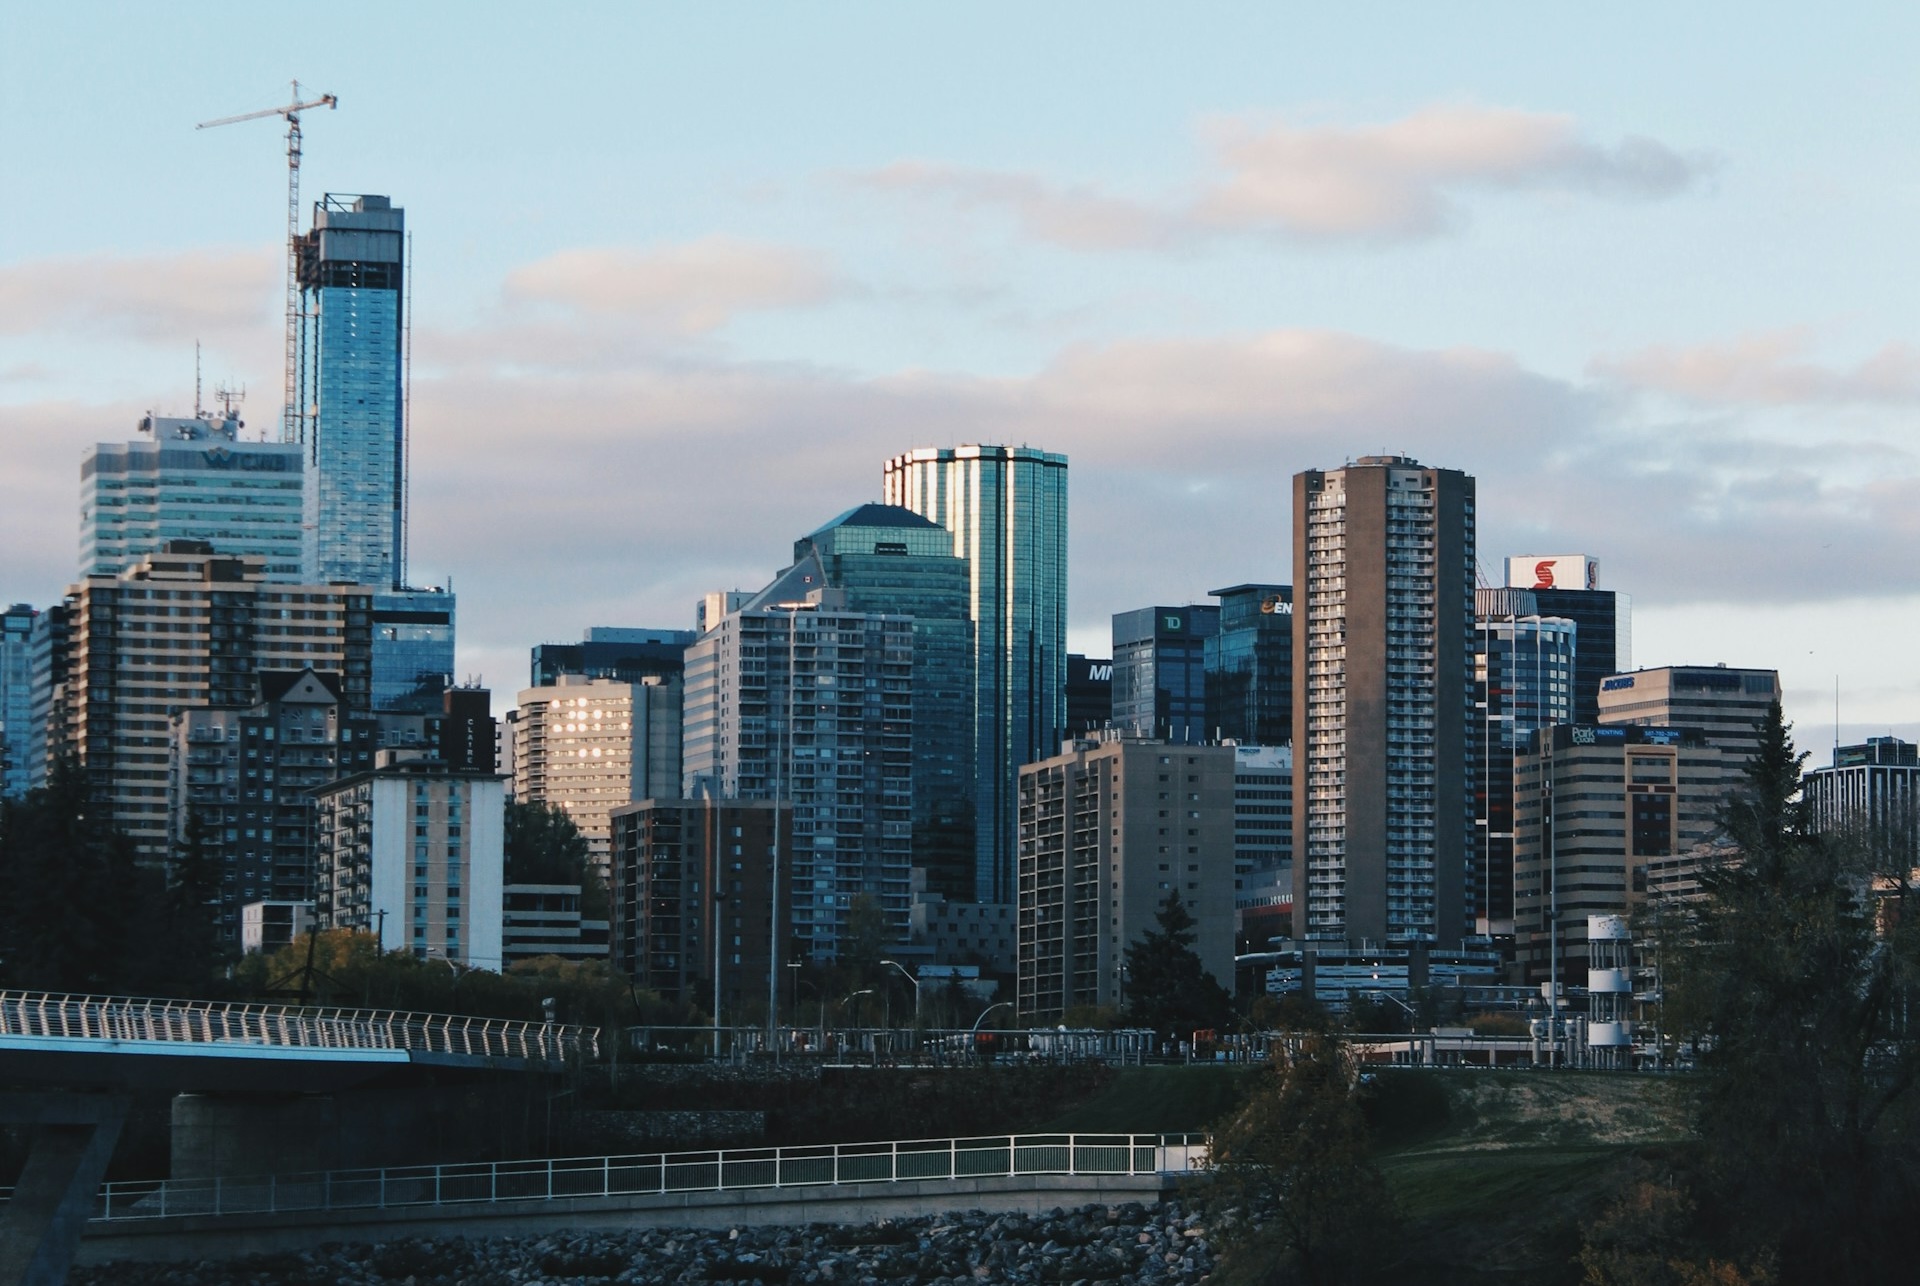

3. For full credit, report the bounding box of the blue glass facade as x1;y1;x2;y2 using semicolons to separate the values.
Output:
1205;584;1293;746
1;603;35;799
371;588;456;713
296;195;405;588
884;446;1068;904
1472;588;1575;935
1111;605;1220;743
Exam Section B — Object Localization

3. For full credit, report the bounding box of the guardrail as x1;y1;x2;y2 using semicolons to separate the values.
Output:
0;991;597;1064
92;1133;1208;1222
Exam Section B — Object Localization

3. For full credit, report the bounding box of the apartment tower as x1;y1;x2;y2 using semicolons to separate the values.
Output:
1292;457;1476;948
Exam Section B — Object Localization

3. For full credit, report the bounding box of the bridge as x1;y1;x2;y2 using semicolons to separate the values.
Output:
0;990;596;1286
65;1132;1209;1267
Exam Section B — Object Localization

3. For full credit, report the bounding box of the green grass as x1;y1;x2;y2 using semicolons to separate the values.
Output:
1039;1065;1256;1133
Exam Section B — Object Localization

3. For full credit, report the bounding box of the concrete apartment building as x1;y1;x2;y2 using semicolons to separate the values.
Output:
49;541;373;860
1803;737;1920;870
512;674;683;884
682;594;915;959
312;754;505;967
1292;456;1477;948
1016;736;1235;1023
1512;724;1734;985
608;798;788;1014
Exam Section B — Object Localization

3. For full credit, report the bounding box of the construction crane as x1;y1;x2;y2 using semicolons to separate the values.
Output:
197;81;338;443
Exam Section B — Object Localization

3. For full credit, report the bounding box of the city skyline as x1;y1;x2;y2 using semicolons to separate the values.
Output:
4;4;1916;754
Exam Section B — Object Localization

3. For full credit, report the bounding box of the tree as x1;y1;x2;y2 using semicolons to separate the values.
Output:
505;799;592;885
1123;891;1232;1036
1208;1032;1399;1285
1654;701;1920;1279
504;799;606;918
841;892;890;972
0;760;144;993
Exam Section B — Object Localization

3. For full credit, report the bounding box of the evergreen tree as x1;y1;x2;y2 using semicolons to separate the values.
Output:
1658;701;1920;1279
155;804;226;991
504;799;592;885
0;759;141;992
1123;891;1232;1036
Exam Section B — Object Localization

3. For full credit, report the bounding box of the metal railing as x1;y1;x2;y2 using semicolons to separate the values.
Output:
0;991;597;1064
92;1133;1207;1222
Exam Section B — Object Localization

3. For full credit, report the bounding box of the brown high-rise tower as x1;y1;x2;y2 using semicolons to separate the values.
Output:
1291;457;1476;947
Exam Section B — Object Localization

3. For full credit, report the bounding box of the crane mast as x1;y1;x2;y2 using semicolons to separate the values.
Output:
197;81;338;443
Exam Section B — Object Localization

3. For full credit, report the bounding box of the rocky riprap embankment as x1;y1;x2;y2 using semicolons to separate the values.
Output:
76;1200;1219;1285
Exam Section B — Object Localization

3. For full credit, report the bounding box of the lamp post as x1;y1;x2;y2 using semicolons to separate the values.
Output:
879;959;921;1022
837;988;874;1060
970;1000;1013;1063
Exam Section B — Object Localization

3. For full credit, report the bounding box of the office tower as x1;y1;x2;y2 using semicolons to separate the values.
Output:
24;603;70;793
1206;584;1294;746
1015;736;1235;1023
1597;664;1782;763
781;503;976;900
81;411;304;582
438;685;497;773
1233;744;1293;883
683;597;915;959
1065;654;1113;735
609;798;788;1007
296;194;406;588
167;668;381;944
1111;605;1220;743
52;540;373;860
1504;555;1627;724
1471;588;1575;939
1803;738;1920;870
531;627;694;689
512;675;683;883
1513;725;1732;985
369;587;455;713
312;754;505;967
884;445;1069;903
1292;456;1476;948
1;603;34;798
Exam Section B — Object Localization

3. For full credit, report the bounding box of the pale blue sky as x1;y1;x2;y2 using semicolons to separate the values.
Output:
4;3;1916;748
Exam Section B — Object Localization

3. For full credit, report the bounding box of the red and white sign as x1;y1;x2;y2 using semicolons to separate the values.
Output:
1505;555;1598;591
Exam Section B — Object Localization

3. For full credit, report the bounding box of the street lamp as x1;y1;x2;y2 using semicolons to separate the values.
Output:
879;959;921;1023
970;1000;1013;1061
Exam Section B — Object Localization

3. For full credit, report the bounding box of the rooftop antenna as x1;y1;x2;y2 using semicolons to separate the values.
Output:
213;381;247;423
194;340;203;417
196;80;339;444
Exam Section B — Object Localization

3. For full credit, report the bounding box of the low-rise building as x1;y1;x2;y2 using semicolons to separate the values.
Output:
1016;735;1236;1023
1513;724;1733;986
312;753;505;968
502;883;611;964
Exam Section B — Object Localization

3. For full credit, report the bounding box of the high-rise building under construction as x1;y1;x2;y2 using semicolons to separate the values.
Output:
296;193;406;589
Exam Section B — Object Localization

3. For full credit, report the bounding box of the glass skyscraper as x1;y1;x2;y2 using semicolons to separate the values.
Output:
296;194;405;589
81;412;304;582
785;504;976;901
884;445;1068;903
1205;584;1293;747
370;587;456;713
1471;588;1575;938
1111;604;1220;743
1;603;35;799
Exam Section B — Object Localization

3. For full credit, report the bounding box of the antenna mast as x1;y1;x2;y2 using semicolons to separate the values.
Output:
197;80;338;444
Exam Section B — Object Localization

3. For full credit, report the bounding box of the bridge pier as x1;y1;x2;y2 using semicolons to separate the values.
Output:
171;1082;548;1181
0;1092;129;1286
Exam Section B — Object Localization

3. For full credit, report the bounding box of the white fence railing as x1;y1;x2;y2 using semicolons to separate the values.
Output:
0;991;597;1064
92;1133;1208;1222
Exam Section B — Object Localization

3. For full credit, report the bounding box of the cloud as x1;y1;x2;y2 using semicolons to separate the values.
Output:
855;104;1712;248
0;248;277;342
1592;331;1920;406
501;237;845;335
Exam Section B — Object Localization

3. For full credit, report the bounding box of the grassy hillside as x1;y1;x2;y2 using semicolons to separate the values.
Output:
1041;1065;1257;1133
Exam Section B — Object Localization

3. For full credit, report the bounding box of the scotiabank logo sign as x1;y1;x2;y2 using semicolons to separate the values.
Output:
1507;554;1598;592
1531;560;1557;590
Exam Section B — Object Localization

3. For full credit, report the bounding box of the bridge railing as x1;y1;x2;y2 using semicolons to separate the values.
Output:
0;991;597;1064
92;1133;1209;1222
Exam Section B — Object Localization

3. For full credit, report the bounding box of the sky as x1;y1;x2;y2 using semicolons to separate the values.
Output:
3;3;1916;754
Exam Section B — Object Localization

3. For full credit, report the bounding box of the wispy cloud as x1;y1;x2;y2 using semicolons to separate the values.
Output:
0;248;277;342
501;237;847;335
855;103;1713;249
1592;331;1920;406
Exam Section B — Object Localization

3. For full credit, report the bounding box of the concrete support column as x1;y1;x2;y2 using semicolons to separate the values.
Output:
0;1093;129;1286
